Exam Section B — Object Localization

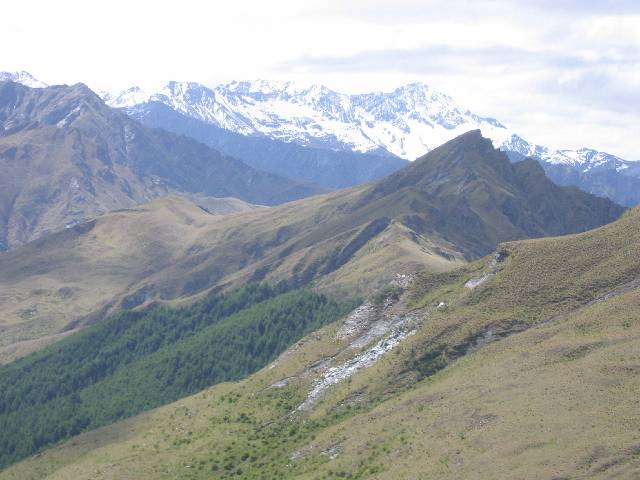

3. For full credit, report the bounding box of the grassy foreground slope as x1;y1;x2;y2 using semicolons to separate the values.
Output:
0;284;355;469
4;210;639;479
0;130;623;362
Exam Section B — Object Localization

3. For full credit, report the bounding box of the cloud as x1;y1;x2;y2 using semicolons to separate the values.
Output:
313;0;640;25
543;69;640;115
286;46;638;97
518;0;640;15
284;45;639;75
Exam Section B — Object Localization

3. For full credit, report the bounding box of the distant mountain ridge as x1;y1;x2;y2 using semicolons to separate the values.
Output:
0;71;47;89
105;79;524;159
4;70;635;171
0;80;322;250
103;78;634;167
3;71;639;205
101;77;640;205
126;101;409;190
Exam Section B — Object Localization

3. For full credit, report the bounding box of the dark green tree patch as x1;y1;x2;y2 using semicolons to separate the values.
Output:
0;284;356;469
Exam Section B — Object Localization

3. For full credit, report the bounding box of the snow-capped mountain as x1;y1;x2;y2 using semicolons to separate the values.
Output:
4;71;637;204
0;71;48;88
2;71;633;173
104;79;634;173
106;80;514;160
539;148;630;172
502;135;631;173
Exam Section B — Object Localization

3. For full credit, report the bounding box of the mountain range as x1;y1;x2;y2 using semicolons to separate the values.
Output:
104;78;640;206
126;101;408;190
0;80;322;250
4;71;640;206
0;69;639;479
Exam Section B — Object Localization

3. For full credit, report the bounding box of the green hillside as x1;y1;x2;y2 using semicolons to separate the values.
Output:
3;206;638;479
0;284;355;469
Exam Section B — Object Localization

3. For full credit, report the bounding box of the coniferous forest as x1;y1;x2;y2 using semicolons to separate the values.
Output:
0;284;356;468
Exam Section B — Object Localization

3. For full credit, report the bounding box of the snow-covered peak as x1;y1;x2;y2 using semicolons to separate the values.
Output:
224;79;290;94
105;78;633;170
104;86;151;108
0;71;48;88
539;147;630;172
388;82;450;104
499;136;631;172
222;79;329;97
104;78;542;158
162;81;210;96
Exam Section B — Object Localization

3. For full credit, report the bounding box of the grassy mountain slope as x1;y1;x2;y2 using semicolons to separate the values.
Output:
0;284;355;469
0;197;236;362
0;81;322;250
127;101;409;190
361;130;625;256
0;131;623;362
4;205;639;479
0;192;462;363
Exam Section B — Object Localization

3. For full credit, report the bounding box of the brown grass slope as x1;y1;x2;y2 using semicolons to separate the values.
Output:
358;129;625;256
0;80;322;250
0;191;463;362
3;203;639;480
0;130;623;361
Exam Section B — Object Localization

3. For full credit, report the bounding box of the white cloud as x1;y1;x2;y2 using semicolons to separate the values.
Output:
1;0;638;158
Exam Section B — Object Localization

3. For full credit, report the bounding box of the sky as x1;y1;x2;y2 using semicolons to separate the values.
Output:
2;0;639;159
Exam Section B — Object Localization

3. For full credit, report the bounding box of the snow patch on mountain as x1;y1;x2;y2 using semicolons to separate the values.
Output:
540;148;630;172
0;71;48;88
104;86;151;109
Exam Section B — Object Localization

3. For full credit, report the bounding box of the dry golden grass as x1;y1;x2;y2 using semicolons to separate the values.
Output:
0;189;465;361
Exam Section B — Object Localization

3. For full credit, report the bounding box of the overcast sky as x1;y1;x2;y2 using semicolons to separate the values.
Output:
3;0;639;158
